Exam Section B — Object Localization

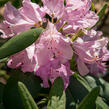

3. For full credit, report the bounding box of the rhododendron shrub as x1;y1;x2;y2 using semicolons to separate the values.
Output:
0;0;109;109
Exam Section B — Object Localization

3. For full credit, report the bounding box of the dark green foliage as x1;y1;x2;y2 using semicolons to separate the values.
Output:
77;87;100;109
3;71;42;109
18;82;39;109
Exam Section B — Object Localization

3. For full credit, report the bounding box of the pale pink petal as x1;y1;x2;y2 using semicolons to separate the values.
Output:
42;0;64;18
4;3;23;24
77;58;89;76
21;0;45;23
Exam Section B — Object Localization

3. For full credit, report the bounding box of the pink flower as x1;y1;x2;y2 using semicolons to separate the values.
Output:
0;0;109;89
8;44;37;72
36;22;73;66
7;22;73;89
0;1;45;38
73;37;109;75
34;22;73;88
42;0;64;18
35;59;74;89
66;0;92;15
82;29;103;41
0;21;15;38
3;3;33;35
59;0;98;33
20;0;45;23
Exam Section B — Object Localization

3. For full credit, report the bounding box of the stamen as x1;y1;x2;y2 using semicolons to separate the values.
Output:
55;17;62;26
84;56;104;62
84;57;97;62
71;29;84;41
58;22;68;32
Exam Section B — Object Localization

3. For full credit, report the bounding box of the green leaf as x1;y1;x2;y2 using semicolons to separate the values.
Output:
37;98;47;105
18;81;39;109
96;97;109;109
66;76;90;109
66;75;109;109
66;89;76;109
98;4;108;22
77;87;100;109
0;28;44;59
84;75;109;101
85;76;109;109
87;3;108;30
47;77;66;109
67;75;91;101
3;70;41;109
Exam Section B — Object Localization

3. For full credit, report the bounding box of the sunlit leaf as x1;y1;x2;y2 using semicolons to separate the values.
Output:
0;28;43;59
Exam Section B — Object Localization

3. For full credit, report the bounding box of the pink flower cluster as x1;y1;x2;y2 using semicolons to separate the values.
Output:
0;0;109;88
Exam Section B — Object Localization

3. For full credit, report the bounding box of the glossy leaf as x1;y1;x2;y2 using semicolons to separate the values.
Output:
0;28;44;59
77;87;100;109
47;77;66;109
18;81;39;109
